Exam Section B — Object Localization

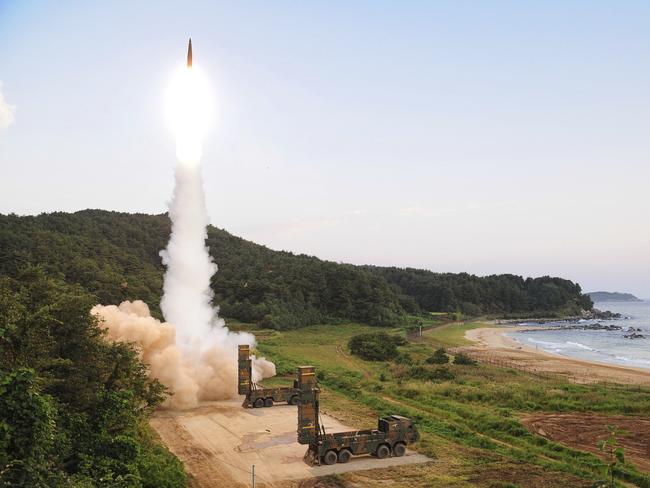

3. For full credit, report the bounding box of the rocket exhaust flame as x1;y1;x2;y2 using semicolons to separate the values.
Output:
92;40;276;409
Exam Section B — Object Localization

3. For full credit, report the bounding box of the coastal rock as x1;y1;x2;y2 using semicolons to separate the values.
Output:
564;323;622;331
623;332;645;339
581;308;623;320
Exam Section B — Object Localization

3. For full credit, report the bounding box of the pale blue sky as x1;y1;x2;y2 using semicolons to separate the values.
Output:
1;1;649;297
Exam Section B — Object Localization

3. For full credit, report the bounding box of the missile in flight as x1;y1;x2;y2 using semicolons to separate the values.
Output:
187;38;192;68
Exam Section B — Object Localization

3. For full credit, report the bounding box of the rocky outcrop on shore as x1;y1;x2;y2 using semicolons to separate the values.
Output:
511;321;646;340
624;327;645;339
581;308;623;320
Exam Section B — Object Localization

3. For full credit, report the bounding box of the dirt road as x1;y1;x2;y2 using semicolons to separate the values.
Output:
151;399;430;487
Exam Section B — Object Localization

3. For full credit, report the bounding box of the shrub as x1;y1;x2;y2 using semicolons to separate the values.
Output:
394;352;414;365
453;353;477;365
348;332;404;361
407;365;455;382
431;366;455;381
426;348;449;364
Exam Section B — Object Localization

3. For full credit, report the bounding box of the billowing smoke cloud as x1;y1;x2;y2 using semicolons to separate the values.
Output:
92;62;276;409
92;301;276;409
0;82;15;130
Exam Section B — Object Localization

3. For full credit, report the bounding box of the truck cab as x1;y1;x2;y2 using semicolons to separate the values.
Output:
378;415;420;444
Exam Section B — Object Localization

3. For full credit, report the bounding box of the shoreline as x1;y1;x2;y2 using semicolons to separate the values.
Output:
464;326;650;386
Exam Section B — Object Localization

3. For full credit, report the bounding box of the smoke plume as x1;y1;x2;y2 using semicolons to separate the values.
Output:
93;62;276;409
92;301;275;409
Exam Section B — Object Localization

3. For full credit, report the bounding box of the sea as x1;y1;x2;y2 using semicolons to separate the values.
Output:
509;301;650;371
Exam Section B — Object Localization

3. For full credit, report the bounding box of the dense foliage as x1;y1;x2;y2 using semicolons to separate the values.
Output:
364;266;593;317
0;210;593;330
426;348;450;364
0;268;186;487
0;211;403;329
348;332;407;361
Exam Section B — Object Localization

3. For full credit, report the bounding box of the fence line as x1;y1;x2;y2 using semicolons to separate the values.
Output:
447;348;646;393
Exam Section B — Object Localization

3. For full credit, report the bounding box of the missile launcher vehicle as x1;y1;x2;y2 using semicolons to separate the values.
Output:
296;366;420;465
238;345;300;408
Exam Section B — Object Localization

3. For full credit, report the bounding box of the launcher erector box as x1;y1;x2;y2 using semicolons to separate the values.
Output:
296;365;420;466
237;344;300;408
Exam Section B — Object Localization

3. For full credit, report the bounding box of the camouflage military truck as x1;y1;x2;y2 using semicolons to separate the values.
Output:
238;345;300;408
296;366;420;465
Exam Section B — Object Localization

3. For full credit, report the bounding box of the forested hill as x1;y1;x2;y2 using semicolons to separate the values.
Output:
0;210;592;328
587;291;642;302
364;266;593;318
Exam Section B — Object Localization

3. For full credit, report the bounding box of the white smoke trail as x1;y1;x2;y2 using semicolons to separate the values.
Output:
92;60;276;409
159;162;218;351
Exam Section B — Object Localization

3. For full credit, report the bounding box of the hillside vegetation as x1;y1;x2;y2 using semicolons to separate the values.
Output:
0;210;592;329
0;269;186;486
366;266;593;317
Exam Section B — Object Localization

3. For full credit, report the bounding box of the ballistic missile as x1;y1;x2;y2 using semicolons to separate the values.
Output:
187;38;193;68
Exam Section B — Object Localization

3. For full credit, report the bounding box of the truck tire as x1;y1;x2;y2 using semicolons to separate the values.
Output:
264;397;274;407
289;395;300;405
393;442;406;457
253;398;264;408
375;444;390;459
337;449;352;464
322;450;338;465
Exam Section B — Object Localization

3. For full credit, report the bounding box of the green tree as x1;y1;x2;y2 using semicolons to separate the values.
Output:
0;268;185;486
0;368;58;487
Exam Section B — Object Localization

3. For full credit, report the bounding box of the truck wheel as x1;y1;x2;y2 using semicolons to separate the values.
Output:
337;449;352;464
264;397;274;407
289;395;300;405
253;398;264;408
322;450;338;465
375;444;390;459
393;442;406;457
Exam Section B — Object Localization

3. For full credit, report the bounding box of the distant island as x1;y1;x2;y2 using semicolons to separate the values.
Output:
587;291;642;302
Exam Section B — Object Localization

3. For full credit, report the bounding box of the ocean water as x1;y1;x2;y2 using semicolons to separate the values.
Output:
509;301;650;370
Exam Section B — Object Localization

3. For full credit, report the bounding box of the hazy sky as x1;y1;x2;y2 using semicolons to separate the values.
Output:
1;1;649;297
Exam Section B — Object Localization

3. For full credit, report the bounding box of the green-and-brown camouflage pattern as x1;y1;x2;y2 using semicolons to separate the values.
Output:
245;386;300;407
296;365;420;465
238;345;300;408
297;366;320;445
238;345;251;395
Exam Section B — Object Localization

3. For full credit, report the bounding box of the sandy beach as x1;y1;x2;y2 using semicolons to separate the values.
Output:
464;326;650;386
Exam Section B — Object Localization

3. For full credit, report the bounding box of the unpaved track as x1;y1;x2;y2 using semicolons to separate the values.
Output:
151;399;431;487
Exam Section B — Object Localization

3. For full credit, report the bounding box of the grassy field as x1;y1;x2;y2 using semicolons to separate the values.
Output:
419;321;488;346
248;321;650;488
